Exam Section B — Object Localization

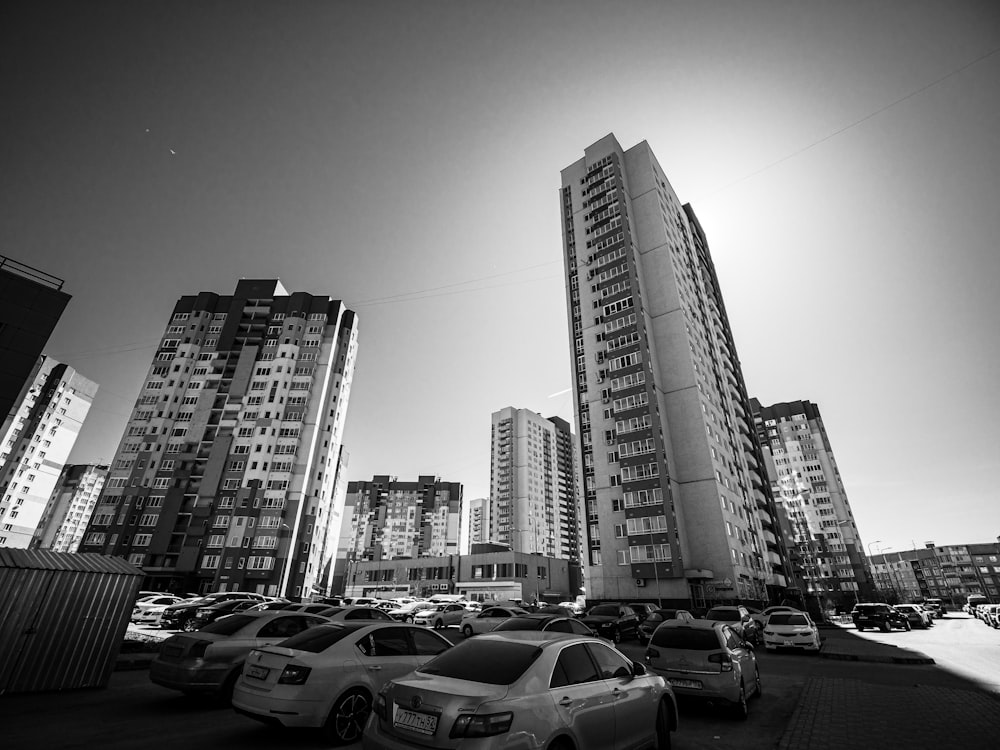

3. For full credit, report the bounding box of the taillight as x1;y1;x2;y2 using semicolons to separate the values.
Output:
373;690;388;720
707;653;733;672
188;640;211;658
277;664;312;685
450;712;513;738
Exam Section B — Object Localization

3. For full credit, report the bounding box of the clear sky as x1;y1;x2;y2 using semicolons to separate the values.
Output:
3;1;998;556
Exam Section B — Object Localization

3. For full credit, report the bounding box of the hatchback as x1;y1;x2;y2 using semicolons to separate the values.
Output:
644;619;761;720
150;611;330;697
762;611;821;652
363;632;677;750
232;622;452;745
637;609;694;646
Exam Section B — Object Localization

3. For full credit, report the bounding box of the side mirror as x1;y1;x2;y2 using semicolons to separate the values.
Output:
742;641;755;651
632;660;647;677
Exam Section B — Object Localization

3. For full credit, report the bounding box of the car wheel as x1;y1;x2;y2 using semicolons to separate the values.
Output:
433;619;443;630
903;620;911;631
462;625;474;638
611;627;621;644
655;699;672;749
405;615;414;623
879;622;890;633
753;668;762;698
324;689;371;746
732;684;749;721
181;618;199;632
855;625;864;631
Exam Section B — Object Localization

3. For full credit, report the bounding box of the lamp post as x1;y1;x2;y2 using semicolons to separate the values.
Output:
867;540;884;601
648;526;663;608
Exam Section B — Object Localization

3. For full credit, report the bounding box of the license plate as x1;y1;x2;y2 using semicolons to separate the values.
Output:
668;678;702;690
393;704;439;735
246;665;270;680
783;640;793;646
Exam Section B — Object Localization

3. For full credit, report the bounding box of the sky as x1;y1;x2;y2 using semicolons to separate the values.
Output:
2;1;999;556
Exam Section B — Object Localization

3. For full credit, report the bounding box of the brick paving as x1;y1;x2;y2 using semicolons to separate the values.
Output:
777;677;1000;750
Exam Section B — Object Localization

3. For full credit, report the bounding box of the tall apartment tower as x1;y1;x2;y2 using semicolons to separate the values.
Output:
560;134;788;606
340;476;462;564
78;280;358;601
31;463;109;552
0;256;71;428
0;357;98;548
489;407;582;561
466;497;490;550
751;399;875;608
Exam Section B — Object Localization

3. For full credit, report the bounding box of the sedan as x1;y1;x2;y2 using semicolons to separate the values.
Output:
131;595;185;621
387;602;437;622
491;614;598;637
150;611;330;698
364;632;678;750
233;622;452;745
412;603;467;629
762;611;821;652
579;603;641;644
893;604;934;629
459;606;528;637
644;619;761;720
192;598;262;627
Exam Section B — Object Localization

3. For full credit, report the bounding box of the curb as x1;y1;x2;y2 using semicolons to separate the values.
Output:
818;650;935;665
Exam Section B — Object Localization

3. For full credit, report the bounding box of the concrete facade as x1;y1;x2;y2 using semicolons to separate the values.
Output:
869;539;1000;606
31;463;109;552
560;135;788;608
78;279;358;600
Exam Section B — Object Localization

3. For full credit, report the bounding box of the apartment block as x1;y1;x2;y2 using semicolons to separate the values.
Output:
869;539;1000;606
78;279;358;600
489;407;582;561
466;497;490;550
0;358;98;548
561;135;788;607
0;256;71;429
751;399;875;609
31;463;109;552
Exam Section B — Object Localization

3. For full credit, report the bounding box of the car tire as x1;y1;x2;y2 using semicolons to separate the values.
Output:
732;684;749;721
182;618;199;632
324;689;371;746
903;620;911;631
462;625;474;638
879;622;890;633
753;668;762;698
405;615;414;623
433;619;443;630
611;627;621;644
655;700;672;749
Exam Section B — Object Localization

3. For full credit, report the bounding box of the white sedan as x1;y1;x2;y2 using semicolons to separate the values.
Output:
459;605;528;637
762;611;821;652
232;622;452;745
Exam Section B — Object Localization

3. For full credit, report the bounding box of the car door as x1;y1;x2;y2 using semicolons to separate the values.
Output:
473;608;504;633
548;643;616;750
407;627;452;668
724;628;757;693
356;627;419;688
443;604;466;625
587;641;651;750
618;607;639;638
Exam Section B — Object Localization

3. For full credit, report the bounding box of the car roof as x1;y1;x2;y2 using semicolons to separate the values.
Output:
476;631;594;647
658;618;725;631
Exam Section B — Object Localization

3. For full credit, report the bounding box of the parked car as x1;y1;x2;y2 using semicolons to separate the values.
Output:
387;601;437;622
313;606;395;622
637;608;695;645
704;605;761;644
762;611;822;651
131;595;185;621
851;603;911;632
248;600;297;612
150;611;331;697
894;604;934;629
365;632;677;749
579;603;641;644
924;598;946;617
558;600;586;615
981;603;1000;628
192;598;262;628
625;602;658;623
533;604;577;617
748;605;801;630
459;605;528;637
412;603;467;629
160;592;268;631
644;618;761;719
491;614;598;637
232;621;452;745
133;603;174;627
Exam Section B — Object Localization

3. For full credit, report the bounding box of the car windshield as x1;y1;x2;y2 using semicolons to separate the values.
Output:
418;639;542;685
277;623;361;653
650;627;721;650
706;609;740;621
493;617;546;631
769;614;810;626
588;605;619;617
200;614;256;635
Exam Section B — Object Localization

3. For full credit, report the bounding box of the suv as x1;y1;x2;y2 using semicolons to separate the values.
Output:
161;592;266;631
704;605;761;645
851;603;910;632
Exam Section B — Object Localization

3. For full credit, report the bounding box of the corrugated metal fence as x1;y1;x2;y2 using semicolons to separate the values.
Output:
0;549;142;693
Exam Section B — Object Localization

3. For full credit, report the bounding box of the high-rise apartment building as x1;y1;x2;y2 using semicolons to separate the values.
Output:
78;279;358;600
751;399;875;608
0;357;98;548
31;463;109;552
0;256;71;428
489;407;582;561
466;497;490;551
560;135;788;606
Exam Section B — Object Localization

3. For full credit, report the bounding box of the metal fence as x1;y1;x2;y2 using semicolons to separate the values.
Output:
0;549;141;693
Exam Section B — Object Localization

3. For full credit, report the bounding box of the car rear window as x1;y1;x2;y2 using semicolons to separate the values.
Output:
650;627;721;650
768;614;809;626
200;614;256;635
706;609;740;621
588;605;619;617
493;617;546;631
418;639;541;685
277;623;362;653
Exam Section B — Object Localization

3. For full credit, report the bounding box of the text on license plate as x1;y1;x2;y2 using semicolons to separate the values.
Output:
246;665;270;680
668;678;702;690
393;704;438;735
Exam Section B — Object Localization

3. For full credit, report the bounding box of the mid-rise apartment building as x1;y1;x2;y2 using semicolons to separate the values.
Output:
751;399;875;609
31;463;109;552
466;497;490;551
489;407;581;560
0;358;98;548
560;135;788;607
78;279;358;600
869;540;1000;605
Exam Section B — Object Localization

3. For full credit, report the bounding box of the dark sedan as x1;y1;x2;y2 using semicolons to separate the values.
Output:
579;603;641;643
